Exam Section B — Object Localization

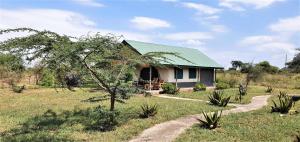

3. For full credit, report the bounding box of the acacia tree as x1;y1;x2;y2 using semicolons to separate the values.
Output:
0;28;177;111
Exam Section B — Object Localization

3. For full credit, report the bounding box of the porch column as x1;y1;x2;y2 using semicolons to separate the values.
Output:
149;66;152;91
175;67;178;88
213;68;216;85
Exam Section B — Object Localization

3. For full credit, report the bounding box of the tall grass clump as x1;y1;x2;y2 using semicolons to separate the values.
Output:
198;111;222;129
208;90;231;107
271;92;294;114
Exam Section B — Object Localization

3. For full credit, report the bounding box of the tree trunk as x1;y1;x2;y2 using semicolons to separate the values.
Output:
110;93;115;111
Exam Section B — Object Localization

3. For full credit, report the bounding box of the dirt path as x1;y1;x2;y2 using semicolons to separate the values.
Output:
129;95;271;142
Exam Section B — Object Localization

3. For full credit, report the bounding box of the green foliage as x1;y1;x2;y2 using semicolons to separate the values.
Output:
287;49;300;73
85;106;119;131
0;53;24;71
208;90;231;107
162;83;179;94
256;61;279;74
39;69;55;87
216;81;230;90
231;60;244;70
0;28;184;111
198;110;222;129
138;104;158;118
12;84;25;93
265;86;273;93
193;82;206;91
271;92;294;114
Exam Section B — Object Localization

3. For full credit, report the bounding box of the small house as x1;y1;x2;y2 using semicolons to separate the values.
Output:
122;40;223;89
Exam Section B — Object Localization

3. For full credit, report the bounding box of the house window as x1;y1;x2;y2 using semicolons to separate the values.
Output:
174;67;183;79
189;68;197;79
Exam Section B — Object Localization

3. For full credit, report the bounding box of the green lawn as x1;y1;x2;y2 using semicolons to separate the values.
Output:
175;95;300;142
0;88;224;142
177;86;300;104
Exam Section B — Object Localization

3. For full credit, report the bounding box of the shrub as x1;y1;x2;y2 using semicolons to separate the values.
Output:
265;86;273;93
85;106;119;131
161;83;179;94
228;79;238;88
144;92;152;97
198;110;222;129
208;90;231;107
138;104;158;118
39;70;55;87
271;92;294;114
193;82;206;91
216;82;230;90
64;73;81;89
12;84;25;93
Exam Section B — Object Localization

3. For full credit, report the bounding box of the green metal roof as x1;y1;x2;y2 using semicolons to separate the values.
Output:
123;40;223;68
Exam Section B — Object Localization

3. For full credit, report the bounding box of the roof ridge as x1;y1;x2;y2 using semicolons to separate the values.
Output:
124;39;200;51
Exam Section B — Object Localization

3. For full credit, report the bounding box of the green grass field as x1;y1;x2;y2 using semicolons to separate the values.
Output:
177;86;300;104
175;96;300;142
0;88;224;142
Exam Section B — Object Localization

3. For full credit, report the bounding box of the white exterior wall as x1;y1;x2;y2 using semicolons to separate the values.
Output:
135;66;200;83
165;67;199;82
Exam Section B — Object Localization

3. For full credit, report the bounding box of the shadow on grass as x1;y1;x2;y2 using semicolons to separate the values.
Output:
1;106;138;142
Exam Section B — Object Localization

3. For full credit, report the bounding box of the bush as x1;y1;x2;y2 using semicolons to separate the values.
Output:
161;83;179;94
193;82;206;91
138;104;158;118
85;106;119;131
39;70;55;87
265;86;273;93
208;90;231;107
198;110;222;129
271;92;294;114
12;85;25;93
216;82;230;90
64;73;81;89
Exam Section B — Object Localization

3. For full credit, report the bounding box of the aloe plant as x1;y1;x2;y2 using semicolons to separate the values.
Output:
138;104;158;118
198;110;222;129
271;92;294;114
208;90;231;107
265;86;273;93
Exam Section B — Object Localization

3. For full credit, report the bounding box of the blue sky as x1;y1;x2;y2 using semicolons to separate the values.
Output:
0;0;299;68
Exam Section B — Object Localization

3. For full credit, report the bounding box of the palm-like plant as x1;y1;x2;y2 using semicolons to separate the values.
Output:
198;110;222;129
208;90;231;107
271;92;294;114
138;104;158;118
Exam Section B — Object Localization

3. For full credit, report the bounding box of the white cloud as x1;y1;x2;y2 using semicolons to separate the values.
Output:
164;32;213;41
255;42;296;53
130;16;171;30
269;16;300;34
240;35;296;54
240;35;276;45
219;0;285;10
211;24;228;33
71;0;104;7
0;8;152;42
182;2;222;15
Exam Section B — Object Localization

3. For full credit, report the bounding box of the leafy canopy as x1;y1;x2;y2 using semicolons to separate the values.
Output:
0;28;180;111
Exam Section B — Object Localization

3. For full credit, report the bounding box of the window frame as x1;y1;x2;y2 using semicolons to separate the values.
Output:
189;68;197;79
174;67;183;79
